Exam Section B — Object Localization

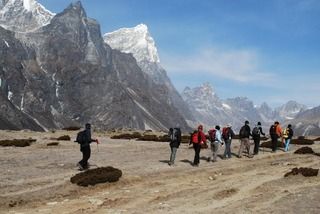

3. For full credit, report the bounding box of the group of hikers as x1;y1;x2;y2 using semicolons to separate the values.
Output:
74;120;294;170
168;120;294;167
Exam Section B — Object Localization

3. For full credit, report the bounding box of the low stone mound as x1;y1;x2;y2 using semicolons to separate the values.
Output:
294;146;315;154
0;139;36;147
70;166;122;187
56;135;71;141
284;167;319;177
47;142;59;146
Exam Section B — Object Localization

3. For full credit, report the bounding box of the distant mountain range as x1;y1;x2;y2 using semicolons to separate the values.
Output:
0;0;319;135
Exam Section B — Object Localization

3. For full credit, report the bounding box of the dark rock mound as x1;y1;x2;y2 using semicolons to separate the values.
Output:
284;167;319;177
70;166;122;187
0;139;36;147
294;147;315;154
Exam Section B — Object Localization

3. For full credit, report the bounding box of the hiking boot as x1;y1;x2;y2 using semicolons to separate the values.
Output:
207;157;211;162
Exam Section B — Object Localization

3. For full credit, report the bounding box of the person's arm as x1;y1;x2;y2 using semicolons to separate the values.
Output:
259;127;265;136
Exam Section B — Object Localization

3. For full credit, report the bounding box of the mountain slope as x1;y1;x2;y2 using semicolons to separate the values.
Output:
0;1;189;131
104;23;194;123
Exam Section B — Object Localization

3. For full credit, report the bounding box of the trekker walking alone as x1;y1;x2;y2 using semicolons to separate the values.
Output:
222;124;235;159
283;124;294;152
168;126;181;166
238;121;253;158
76;123;98;170
269;121;282;152
208;125;223;162
192;125;206;167
252;122;265;155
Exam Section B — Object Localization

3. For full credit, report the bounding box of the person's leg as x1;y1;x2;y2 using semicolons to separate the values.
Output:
253;139;259;154
193;143;200;165
213;142;219;161
227;141;232;158
82;146;91;169
285;139;291;151
245;138;252;157
271;137;277;152
169;147;177;165
238;139;244;158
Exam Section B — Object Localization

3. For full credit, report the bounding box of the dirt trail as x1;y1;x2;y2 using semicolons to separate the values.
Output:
0;130;319;213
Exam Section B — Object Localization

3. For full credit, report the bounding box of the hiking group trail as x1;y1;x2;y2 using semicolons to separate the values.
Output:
0;130;319;213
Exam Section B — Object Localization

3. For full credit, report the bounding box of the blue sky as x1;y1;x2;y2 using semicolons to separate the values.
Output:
38;0;320;108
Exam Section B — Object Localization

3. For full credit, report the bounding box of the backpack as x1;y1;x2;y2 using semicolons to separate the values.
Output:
252;126;260;137
269;125;276;136
239;126;248;138
208;129;216;142
170;128;181;142
282;128;289;138
191;131;199;143
222;127;229;140
75;130;86;144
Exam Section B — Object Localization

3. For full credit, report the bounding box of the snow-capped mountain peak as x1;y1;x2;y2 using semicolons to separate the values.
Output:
103;23;160;64
0;0;55;32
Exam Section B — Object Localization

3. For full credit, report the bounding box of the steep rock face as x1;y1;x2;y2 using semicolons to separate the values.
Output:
1;1;189;131
287;106;320;136
181;83;268;131
274;100;307;120
104;24;194;124
0;0;54;32
0;26;45;131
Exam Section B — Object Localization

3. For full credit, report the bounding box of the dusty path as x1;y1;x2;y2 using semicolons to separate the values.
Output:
0;130;319;213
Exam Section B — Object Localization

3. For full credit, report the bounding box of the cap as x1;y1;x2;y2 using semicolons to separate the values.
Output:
257;122;261;125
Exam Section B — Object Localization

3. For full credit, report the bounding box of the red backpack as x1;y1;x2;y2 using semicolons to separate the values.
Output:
222;127;229;140
191;131;199;143
208;129;216;142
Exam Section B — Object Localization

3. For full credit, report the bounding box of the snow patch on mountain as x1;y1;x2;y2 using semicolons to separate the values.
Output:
0;0;55;32
104;24;160;64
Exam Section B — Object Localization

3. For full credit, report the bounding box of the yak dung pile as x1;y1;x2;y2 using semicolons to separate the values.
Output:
111;132;142;140
47;142;59;146
70;166;122;187
0;139;36;147
284;167;319;177
62;126;81;131
260;141;284;148
56;135;71;141
294;146;315;154
291;138;314;145
312;137;320;141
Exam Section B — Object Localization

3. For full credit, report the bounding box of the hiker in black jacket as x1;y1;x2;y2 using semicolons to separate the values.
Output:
77;123;98;170
168;127;181;166
252;122;265;155
238;120;253;158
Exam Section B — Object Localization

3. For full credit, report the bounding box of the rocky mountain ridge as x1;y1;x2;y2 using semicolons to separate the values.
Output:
0;1;190;131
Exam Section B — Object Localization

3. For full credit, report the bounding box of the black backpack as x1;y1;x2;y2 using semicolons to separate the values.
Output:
269;125;276;136
239;125;248;138
75;130;86;144
170;128;181;142
252;126;260;137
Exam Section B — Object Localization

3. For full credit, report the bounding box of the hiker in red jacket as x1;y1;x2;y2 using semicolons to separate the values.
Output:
192;125;206;167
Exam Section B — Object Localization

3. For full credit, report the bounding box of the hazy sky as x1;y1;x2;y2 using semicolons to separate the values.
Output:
38;0;320;108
